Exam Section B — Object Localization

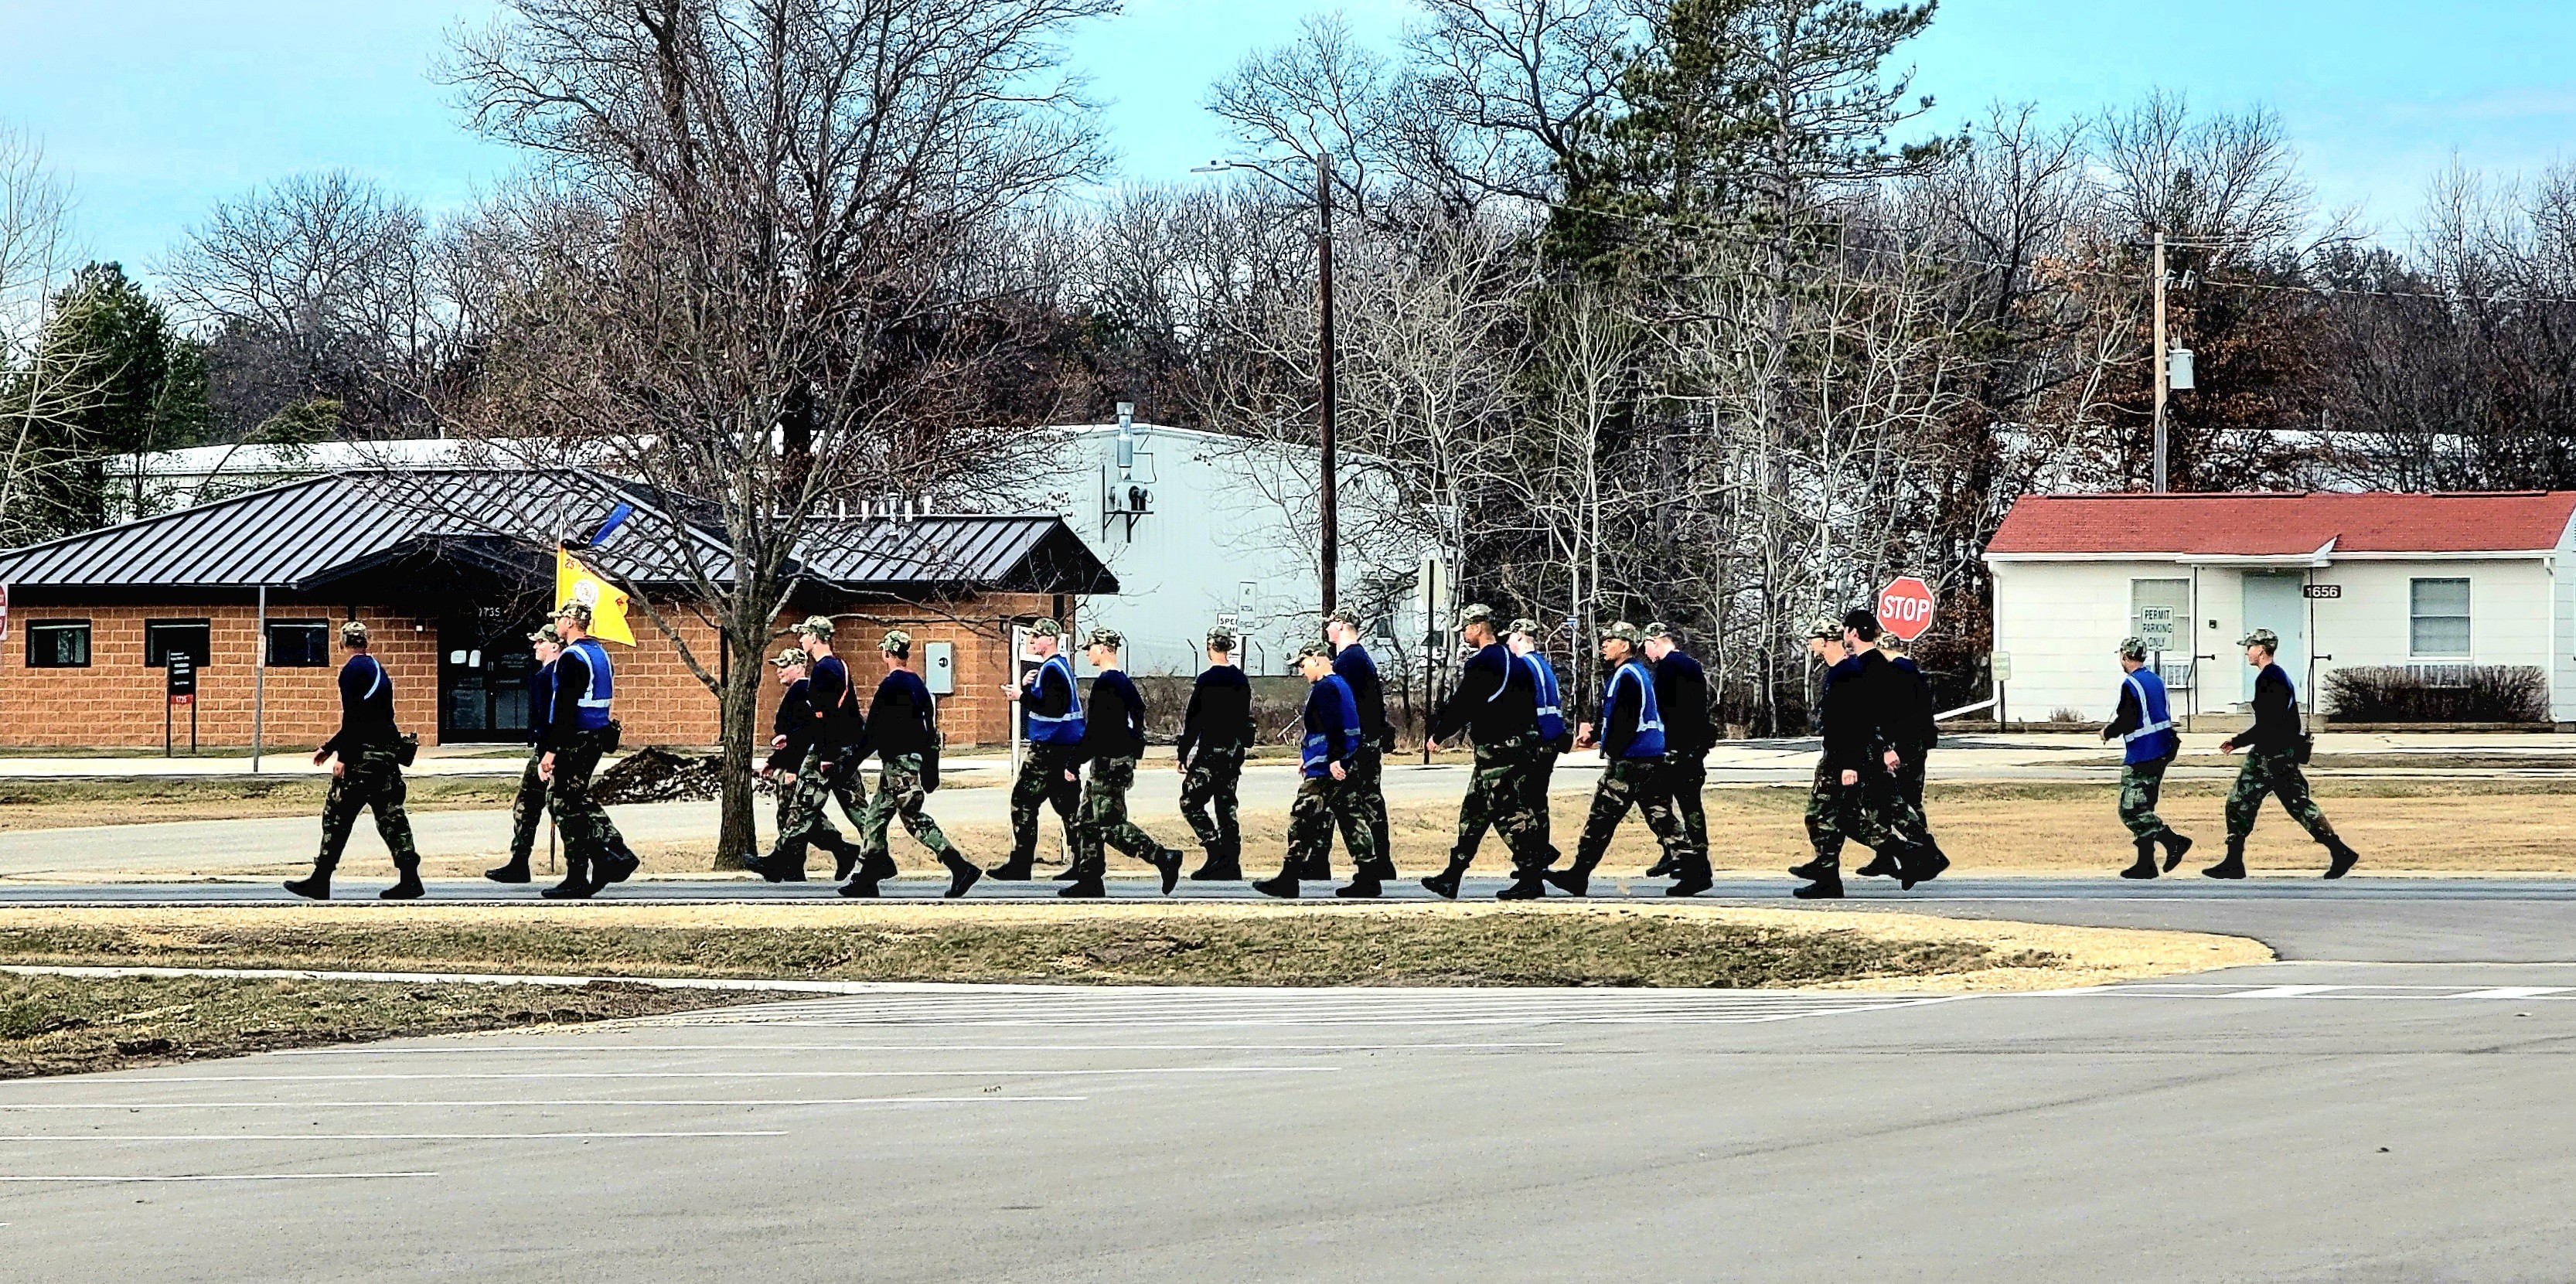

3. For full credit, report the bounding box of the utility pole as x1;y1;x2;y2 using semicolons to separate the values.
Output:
2152;230;2169;492
1317;155;1338;620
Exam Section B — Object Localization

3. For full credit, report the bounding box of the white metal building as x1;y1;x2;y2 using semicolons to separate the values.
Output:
1985;491;2576;724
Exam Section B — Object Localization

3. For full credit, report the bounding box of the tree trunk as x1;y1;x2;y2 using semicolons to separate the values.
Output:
713;616;763;867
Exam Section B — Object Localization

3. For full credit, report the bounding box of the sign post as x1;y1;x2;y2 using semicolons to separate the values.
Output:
165;654;198;758
1876;576;1937;643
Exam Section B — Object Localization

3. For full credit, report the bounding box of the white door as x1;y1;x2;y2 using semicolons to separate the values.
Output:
2240;573;2306;703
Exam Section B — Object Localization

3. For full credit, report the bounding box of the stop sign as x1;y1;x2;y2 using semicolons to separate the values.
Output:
1876;576;1936;642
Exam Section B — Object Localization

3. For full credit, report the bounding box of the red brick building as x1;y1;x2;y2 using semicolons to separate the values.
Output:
0;470;1114;750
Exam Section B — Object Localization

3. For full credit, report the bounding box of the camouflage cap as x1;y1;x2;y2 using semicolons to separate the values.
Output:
554;601;593;626
1807;618;1844;642
339;619;370;643
1085;627;1124;651
1205;626;1239;652
2240;627;2280;650
1880;634;1910;653
772;647;807;668
1324;608;1363;630
1506;617;1542;639
529;623;563;645
878;628;911;653
2117;635;2149;661
1457;602;1497;629
1296;640;1334;662
793;614;835;640
1600;621;1644;647
1026;617;1063;638
1643;622;1678;642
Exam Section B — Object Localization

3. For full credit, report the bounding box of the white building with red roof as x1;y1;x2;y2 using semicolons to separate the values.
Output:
1983;491;2576;724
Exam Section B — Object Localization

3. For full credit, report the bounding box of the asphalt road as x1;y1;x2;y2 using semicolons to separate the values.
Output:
2;926;2572;1281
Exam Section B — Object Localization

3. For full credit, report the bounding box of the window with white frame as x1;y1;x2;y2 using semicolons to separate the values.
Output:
2408;577;2471;658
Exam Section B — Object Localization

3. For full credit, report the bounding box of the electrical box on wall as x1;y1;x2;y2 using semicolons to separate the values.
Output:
924;640;955;695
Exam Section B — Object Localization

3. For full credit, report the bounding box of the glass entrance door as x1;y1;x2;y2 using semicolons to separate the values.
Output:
441;609;542;741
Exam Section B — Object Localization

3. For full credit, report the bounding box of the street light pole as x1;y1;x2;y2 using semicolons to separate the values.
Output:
2152;229;2169;492
1196;155;1337;621
1316;155;1337;619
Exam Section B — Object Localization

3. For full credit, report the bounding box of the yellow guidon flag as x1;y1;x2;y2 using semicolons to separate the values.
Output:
554;547;636;645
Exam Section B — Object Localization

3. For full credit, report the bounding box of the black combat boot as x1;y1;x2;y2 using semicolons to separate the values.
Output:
1188;840;1242;882
939;853;983;899
1791;869;1845;899
1542;857;1598;897
2119;836;2160;880
986;849;1035;881
865;850;898;884
2157;828;2193;873
824;833;859;882
1787;856;1836;881
283;861;334;901
1057;872;1106;899
591;844;640;887
2323;836;2360;880
1898;842;1950;891
2202;838;2247;880
380;860;425;901
1644;851;1680;878
484;858;531;884
1853;850;1902;879
540;854;596;899
1420;857;1470;901
1252;867;1300;898
1359;856;1398;884
836;874;881;898
1295;851;1331;882
1495;871;1548;900
1333;863;1384;897
1665;857;1713;897
1145;846;1184;895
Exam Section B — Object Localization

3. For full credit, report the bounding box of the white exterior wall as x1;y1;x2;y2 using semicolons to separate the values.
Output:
1992;554;2571;722
1007;424;1426;676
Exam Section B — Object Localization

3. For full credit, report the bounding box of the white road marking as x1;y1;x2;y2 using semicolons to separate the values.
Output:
0;1097;1085;1110
635;990;1961;1028
2442;986;2570;1000
2037;983;2576;1002
0;1172;436;1184
0;1132;788;1142
88;1067;1337;1084
2220;985;2346;999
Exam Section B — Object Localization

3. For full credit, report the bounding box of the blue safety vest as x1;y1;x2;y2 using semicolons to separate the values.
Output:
1521;652;1566;741
568;638;614;730
1025;652;1086;746
1301;674;1363;778
1607;659;1666;758
2120;667;2179;765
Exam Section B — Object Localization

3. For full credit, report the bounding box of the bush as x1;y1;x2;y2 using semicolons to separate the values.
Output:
2322;666;2548;724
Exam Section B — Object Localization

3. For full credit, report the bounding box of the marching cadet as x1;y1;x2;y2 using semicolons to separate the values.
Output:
1789;609;1938;900
1256;641;1375;899
2104;636;2191;879
1797;618;1853;880
991;618;1082;881
1061;628;1184;898
1641;623;1712;878
1866;634;1944;880
1551;623;1704;897
2206;628;2361;880
1419;604;1547;901
1507;618;1572;870
285;619;424;901
1324;609;1397;886
486;623;561;884
846;630;980;898
1177;626;1254;881
537;601;642;899
746;647;860;882
750;616;880;885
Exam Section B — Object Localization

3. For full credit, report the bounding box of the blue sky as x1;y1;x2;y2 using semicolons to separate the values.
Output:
5;0;2574;273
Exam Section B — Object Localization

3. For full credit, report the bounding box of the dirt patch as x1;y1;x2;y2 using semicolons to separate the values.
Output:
0;902;2264;993
0;972;780;1078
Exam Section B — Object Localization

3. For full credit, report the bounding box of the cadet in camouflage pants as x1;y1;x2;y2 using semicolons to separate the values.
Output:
1076;755;1164;872
2119;756;2174;839
546;730;629;868
1812;768;1925;867
859;751;958;864
1286;773;1377;872
318;743;421;875
777;744;868;863
506;751;548;870
2225;748;2339;843
1178;743;1245;869
1008;745;1083;867
1802;758;1849;863
1451;737;1548;875
1571;757;1684;872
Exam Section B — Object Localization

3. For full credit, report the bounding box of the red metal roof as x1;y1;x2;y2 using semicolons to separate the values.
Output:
1987;491;2576;557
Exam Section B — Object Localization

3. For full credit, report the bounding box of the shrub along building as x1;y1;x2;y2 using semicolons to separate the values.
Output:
1985;490;2576;727
0;469;1115;751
